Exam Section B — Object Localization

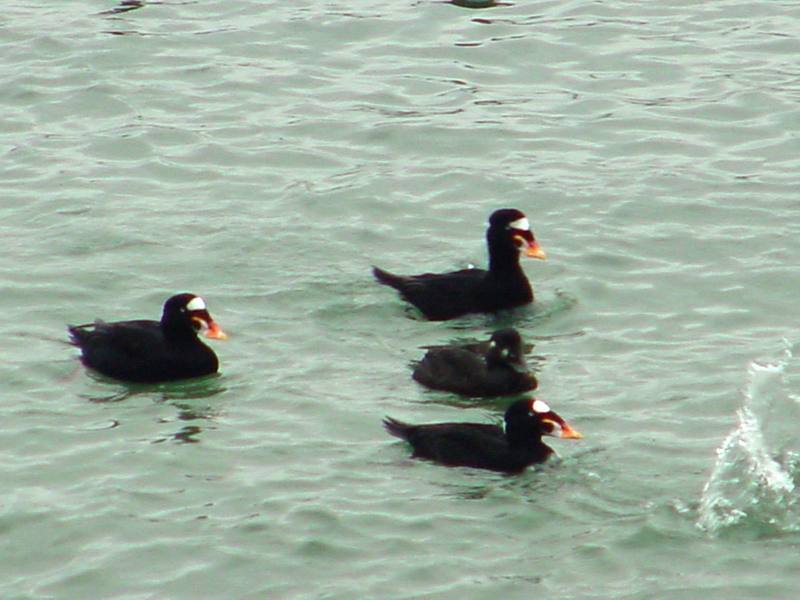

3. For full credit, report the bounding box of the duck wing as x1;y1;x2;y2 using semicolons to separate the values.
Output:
383;419;518;470
373;266;487;321
412;348;489;395
68;319;169;379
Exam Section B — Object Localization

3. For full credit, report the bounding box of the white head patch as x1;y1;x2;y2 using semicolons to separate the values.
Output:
532;399;550;414
509;217;530;231
186;297;207;312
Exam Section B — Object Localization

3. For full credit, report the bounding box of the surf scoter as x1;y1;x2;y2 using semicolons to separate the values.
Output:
383;398;581;473
372;208;546;321
412;328;537;397
68;293;227;383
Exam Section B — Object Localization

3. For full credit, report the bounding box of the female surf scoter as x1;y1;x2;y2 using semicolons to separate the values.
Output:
68;293;227;383
372;208;546;321
412;328;537;397
383;398;581;473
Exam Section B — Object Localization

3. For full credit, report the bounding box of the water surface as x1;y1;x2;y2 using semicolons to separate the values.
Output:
2;1;800;598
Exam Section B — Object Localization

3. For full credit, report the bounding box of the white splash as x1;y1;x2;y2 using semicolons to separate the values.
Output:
697;341;800;535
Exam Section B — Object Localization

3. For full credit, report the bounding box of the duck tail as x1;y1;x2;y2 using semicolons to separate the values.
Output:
67;324;90;346
372;266;405;290
383;416;413;440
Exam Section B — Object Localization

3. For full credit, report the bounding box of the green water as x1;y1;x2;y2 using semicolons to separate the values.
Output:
3;1;800;598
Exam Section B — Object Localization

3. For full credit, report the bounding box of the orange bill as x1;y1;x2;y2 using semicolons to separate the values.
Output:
526;240;547;260
558;422;583;440
204;320;229;340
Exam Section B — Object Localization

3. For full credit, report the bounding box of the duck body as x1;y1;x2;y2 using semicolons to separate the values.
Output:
372;265;532;321
68;293;226;384
384;398;582;473
383;418;547;472
412;328;537;397
69;319;219;383
372;208;546;321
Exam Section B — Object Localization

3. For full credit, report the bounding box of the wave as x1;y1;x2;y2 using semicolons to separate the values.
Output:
697;340;800;537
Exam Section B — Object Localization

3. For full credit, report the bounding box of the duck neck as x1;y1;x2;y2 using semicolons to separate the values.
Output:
486;353;521;372
161;312;197;343
504;420;547;453
487;228;522;274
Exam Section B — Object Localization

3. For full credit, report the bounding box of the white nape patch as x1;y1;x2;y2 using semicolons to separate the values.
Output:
532;399;551;414
186;297;207;312
509;217;530;231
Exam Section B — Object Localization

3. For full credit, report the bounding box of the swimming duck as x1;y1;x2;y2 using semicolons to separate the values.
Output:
372;208;546;321
384;398;581;473
412;328;537;397
68;293;227;383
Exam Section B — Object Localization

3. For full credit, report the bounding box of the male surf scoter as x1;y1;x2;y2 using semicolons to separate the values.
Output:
383;398;581;473
68;293;227;383
412;328;537;397
372;208;546;321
